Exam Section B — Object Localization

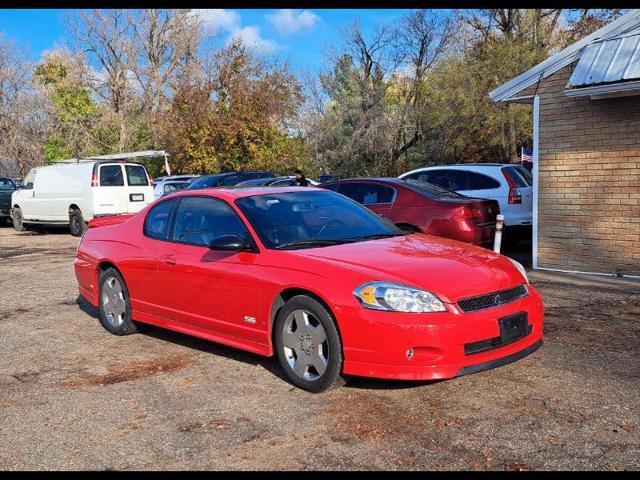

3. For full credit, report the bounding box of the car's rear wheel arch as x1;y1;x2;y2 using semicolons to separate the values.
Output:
97;261;123;287
270;288;343;354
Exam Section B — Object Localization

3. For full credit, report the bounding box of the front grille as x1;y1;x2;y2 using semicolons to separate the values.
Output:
457;284;528;313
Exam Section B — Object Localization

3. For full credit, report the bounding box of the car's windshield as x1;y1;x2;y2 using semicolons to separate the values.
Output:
235;190;405;250
0;178;16;190
403;179;463;199
188;175;225;189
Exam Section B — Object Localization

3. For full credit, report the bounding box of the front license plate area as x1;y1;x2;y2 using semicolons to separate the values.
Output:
499;312;529;344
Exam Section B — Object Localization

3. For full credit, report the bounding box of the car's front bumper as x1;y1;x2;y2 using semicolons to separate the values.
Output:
339;285;543;380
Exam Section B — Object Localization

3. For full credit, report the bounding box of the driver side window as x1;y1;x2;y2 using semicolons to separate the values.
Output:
171;196;251;247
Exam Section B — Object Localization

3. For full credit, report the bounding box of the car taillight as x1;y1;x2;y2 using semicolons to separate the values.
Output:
501;167;522;204
453;205;480;220
149;177;154;187
91;167;98;187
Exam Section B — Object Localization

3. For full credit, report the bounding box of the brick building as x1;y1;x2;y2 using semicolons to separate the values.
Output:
490;11;640;278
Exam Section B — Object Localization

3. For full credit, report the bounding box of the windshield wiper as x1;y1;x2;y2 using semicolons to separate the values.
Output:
347;232;409;242
275;239;350;250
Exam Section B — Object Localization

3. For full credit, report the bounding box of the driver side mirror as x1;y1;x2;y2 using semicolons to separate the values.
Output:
208;234;257;253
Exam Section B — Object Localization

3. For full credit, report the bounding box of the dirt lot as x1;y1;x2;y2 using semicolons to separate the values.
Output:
0;226;638;471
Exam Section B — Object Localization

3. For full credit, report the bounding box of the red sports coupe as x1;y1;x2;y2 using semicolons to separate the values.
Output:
320;178;499;247
74;187;543;392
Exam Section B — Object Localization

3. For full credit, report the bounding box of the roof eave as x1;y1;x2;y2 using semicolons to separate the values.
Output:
564;80;640;99
490;10;640;103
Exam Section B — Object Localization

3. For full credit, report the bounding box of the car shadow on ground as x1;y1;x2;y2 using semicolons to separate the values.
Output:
75;295;442;391
75;295;289;382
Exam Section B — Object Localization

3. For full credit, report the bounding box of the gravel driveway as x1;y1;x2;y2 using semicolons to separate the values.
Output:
0;227;638;470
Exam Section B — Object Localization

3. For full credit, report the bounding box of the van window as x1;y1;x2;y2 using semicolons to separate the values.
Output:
144;198;177;240
100;165;124;187
22;169;37;190
125;165;149;186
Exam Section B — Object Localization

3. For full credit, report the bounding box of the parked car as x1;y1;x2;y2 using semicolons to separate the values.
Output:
11;160;154;236
74;187;542;392
318;174;340;183
154;180;191;200
320;178;499;247
0;177;17;226
235;176;320;187
187;171;274;190
399;164;532;228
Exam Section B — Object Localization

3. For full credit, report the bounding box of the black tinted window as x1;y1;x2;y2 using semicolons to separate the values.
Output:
188;176;221;189
235;190;401;249
0;178;16;190
420;170;499;191
125;165;149;186
270;179;295;187
144;198;176;240
465;172;501;190
404;179;463;199
219;175;240;186
404;171;432;183
100;165;124;186
423;170;465;190
164;182;188;194
320;183;341;192
339;183;395;205
171;196;251;247
505;165;532;187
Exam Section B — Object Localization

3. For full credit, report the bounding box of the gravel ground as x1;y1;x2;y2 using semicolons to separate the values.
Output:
0;226;638;471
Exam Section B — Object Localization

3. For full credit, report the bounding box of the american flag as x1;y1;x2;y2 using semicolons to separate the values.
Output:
521;147;533;163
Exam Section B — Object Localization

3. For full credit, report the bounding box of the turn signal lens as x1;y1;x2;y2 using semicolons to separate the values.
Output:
354;282;447;313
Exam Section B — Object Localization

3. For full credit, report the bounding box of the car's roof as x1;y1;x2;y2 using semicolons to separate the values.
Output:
162;185;324;201
322;177;408;185
408;163;510;170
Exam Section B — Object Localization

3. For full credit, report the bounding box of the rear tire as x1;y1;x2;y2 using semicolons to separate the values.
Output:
69;208;86;237
11;207;26;232
0;217;7;227
97;267;138;336
274;295;345;393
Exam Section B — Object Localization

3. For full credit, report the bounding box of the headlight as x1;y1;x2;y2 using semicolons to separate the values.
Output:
354;282;447;313
507;257;529;284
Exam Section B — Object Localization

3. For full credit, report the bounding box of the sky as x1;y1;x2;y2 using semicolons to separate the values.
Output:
0;9;413;76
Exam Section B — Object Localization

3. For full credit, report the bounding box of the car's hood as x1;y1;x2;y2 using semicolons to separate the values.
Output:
296;233;525;303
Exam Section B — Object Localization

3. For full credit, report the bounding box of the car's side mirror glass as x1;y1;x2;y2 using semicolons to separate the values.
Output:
208;234;256;253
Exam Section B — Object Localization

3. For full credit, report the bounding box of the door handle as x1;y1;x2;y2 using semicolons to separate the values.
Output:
162;256;177;266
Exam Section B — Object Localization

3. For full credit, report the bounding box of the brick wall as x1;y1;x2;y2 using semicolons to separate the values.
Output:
532;63;640;276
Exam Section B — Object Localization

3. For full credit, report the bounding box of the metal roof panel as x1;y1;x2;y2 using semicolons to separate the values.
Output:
570;42;604;86
569;33;640;88
604;35;640;81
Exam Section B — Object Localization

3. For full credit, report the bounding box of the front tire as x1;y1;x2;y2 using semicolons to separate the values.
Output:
0;217;7;227
97;267;138;336
274;295;344;393
11;207;26;231
69;208;86;237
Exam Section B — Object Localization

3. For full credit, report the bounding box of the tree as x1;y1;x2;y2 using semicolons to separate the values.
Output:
305;11;455;177
158;40;307;175
0;33;47;176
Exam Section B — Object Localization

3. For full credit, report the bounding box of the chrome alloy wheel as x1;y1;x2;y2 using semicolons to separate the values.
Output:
101;276;127;327
281;309;329;381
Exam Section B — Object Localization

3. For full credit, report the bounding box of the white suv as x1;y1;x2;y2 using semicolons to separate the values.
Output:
399;163;532;227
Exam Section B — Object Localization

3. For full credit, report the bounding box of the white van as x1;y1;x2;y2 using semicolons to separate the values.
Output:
11;160;154;236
